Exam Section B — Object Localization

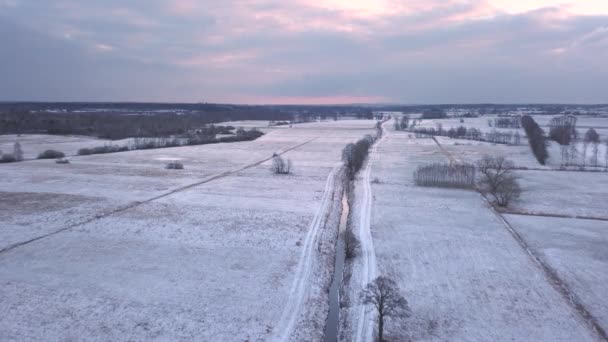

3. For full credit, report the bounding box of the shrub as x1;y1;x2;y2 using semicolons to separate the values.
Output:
55;158;70;164
38;150;65;159
0;153;16;163
477;156;521;207
165;161;184;169
344;229;360;259
414;163;476;188
271;155;292;174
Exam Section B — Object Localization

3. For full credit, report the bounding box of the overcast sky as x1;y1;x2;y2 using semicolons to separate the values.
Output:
1;0;607;104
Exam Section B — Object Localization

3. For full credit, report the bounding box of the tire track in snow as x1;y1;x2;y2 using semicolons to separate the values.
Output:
353;122;388;342
272;165;341;341
0;138;318;255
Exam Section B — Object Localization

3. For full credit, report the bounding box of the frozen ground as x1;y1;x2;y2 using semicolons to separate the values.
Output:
342;123;601;341
0;120;376;341
505;214;608;335
0;134;119;160
511;170;608;218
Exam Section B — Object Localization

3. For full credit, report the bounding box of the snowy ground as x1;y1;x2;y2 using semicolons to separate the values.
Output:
505;215;608;334
0;120;376;341
0;134;122;160
342;123;603;341
2;117;606;341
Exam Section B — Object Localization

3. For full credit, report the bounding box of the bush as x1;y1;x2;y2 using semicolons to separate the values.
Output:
344;229;360;259
414;163;476;188
165;161;184;169
271;155;292;174
477;156;521;207
55;158;70;164
38;150;65;159
0;153;16;163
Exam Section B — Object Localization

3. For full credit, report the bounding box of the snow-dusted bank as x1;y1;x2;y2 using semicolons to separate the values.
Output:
0;120;376;341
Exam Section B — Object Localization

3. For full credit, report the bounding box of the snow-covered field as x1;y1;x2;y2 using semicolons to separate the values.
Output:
2;116;607;341
341;122;606;341
0;120;377;341
506;215;608;333
0;134;122;160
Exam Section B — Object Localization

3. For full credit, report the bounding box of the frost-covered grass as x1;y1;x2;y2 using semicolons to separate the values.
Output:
512;170;608;218
0;121;377;341
343;125;598;341
506;214;608;333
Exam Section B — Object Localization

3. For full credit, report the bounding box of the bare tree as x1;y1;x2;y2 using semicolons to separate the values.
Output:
271;154;292;174
13;142;23;161
568;141;578;166
360;276;410;342
477;156;521;207
583;128;600;167
513;131;521;145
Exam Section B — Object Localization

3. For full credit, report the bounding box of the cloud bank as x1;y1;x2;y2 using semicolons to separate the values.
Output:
1;0;607;103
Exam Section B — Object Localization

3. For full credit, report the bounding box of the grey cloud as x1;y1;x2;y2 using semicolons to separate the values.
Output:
1;1;607;103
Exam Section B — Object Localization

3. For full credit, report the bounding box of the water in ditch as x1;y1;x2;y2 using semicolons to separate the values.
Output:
323;192;349;342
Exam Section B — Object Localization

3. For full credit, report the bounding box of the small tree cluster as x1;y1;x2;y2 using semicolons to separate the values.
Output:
37;149;65;159
477;156;521;207
394;115;409;131
521;115;548;165
414;163;476;189
342;135;376;179
165;161;184;169
271;154;292;174
493;116;521;128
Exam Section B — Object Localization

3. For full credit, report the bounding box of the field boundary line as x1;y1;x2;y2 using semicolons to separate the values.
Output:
0;137;318;255
498;209;608;222
431;137;608;342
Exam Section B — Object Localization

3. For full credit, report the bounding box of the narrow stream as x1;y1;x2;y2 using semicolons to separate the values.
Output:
323;192;350;342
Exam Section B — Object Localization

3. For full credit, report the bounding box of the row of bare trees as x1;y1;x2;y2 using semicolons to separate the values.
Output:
491;116;521;128
414;163;476;188
413;126;522;145
342;134;377;179
548;115;606;168
413;156;521;207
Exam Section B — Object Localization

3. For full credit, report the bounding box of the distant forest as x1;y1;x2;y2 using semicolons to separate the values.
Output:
0;102;373;139
1;102;606;139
